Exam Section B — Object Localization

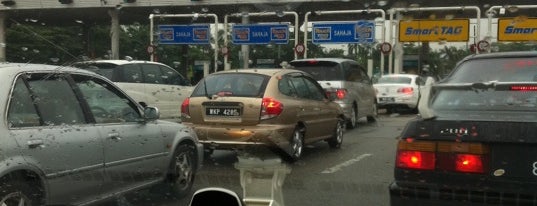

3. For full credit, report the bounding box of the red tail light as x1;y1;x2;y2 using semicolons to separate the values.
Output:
396;151;435;170
397;140;488;174
261;97;283;120
336;89;347;99
397;87;413;94
454;154;484;173
181;98;190;117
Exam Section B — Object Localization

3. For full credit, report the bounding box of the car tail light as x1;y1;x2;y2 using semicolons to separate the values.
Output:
336;89;347;99
396;140;436;170
396;139;488;174
397;87;413;94
261;97;283;120
454;154;484;173
396;150;435;170
181;98;190;117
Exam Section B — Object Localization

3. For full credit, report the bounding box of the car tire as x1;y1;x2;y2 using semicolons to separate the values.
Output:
328;119;344;148
367;103;378;123
163;144;196;198
346;106;358;129
0;179;42;206
288;127;304;161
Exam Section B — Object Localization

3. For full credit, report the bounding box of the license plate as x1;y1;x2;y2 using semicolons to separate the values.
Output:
205;108;241;117
379;97;394;103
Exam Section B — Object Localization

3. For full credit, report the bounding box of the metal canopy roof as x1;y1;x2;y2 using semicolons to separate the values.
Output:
2;0;536;26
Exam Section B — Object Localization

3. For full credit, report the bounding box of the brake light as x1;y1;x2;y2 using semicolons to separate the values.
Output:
336;89;347;99
261;97;283;120
307;60;318;65
454;154;484;173
511;85;537;91
396;150;435;170
397;87;413;94
396;139;488;174
181;98;190;117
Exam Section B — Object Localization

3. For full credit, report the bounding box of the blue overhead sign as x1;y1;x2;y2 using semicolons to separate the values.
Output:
312;21;375;44
158;24;210;45
232;24;289;45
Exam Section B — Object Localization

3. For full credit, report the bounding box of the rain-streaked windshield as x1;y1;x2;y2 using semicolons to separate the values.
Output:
432;89;537;112
191;73;268;97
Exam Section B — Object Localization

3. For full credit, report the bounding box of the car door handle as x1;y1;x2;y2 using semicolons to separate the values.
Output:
27;139;44;149
108;132;121;141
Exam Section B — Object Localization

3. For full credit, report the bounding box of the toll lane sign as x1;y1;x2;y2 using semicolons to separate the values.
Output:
498;18;537;41
232;24;289;45
312;21;375;44
399;19;469;42
158;24;210;45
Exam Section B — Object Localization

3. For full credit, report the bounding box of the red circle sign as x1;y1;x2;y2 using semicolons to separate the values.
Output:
221;47;229;55
146;45;155;54
380;42;392;54
295;44;305;55
477;40;490;52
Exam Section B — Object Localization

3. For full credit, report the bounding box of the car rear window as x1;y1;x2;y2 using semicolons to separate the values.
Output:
191;73;269;97
377;76;412;84
447;57;537;83
290;61;343;81
73;62;116;80
432;89;537;112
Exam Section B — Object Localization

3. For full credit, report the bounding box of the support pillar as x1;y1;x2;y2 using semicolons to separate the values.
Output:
108;9;120;60
0;12;7;62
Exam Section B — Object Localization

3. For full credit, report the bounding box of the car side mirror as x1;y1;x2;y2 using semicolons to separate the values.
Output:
143;106;160;121
189;187;243;206
325;91;337;101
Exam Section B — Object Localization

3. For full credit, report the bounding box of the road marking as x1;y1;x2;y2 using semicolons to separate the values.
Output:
321;153;373;174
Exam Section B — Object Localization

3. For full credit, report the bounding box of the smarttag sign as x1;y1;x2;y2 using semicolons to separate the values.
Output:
232;24;289;45
399;19;469;42
312;21;375;44
158;24;210;45
498;18;537;41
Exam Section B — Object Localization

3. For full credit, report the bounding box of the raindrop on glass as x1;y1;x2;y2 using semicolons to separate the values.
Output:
201;7;209;13
377;0;387;6
153;8;160;14
50;57;59;63
75;20;84;24
21;47;28;51
276;10;285;17
32;49;39;53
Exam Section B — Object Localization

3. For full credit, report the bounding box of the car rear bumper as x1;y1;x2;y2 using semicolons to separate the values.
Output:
377;96;418;109
390;181;537;206
185;123;294;150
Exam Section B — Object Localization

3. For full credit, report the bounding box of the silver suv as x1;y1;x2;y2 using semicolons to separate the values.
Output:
73;60;194;121
0;63;202;205
290;58;377;128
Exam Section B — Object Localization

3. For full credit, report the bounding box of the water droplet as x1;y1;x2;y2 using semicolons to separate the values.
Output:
377;0;387;6
32;49;39;53
153;8;160;14
276;10;285;17
201;7;209;13
75;19;84;24
50;57;60;63
21;47;28;51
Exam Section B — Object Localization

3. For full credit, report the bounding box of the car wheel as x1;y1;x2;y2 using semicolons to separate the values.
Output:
328;119;344;148
0;180;42;206
288;127;304;161
346;106;358;129
367;103;378;123
165;144;196;198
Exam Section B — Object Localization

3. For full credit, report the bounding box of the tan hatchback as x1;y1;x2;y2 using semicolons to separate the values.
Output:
181;69;345;160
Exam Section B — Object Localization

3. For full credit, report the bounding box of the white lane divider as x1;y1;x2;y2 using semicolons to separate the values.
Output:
321;153;373;174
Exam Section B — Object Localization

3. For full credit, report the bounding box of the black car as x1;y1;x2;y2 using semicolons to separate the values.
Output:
390;51;537;206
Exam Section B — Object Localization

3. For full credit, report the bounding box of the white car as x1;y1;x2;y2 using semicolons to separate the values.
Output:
74;60;194;121
373;74;425;113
